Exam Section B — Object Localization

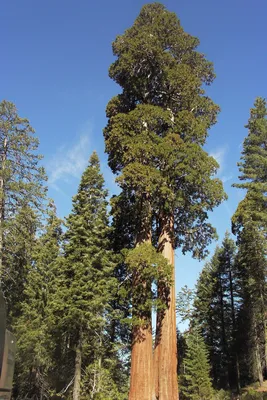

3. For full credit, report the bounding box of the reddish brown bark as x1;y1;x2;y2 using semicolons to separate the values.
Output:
153;338;159;400
129;225;153;400
154;219;178;400
129;322;153;400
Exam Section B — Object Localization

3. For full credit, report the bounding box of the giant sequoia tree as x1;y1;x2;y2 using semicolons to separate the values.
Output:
104;3;225;399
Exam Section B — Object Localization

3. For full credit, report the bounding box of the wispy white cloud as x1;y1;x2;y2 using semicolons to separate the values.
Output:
221;175;233;184
210;146;228;173
210;146;233;185
47;122;91;188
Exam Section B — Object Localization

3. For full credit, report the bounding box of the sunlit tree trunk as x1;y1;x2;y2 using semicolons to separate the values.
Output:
129;194;153;400
129;234;153;400
129;317;153;400
154;217;178;400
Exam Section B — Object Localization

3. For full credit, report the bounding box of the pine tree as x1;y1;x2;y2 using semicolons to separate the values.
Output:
179;327;213;400
232;97;267;233
217;233;241;392
0;100;47;293
235;225;267;385
193;234;240;391
232;98;267;385
13;202;63;399
104;4;225;398
177;330;187;378
2;204;40;328
194;250;223;387
59;152;116;400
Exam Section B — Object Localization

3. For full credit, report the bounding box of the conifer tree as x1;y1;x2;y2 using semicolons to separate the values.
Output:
235;225;267;385
105;4;225;399
0;100;47;284
14;202;63;399
193;234;240;391
193;251;222;387
179;327;213;400
59;152;116;400
232;97;267;233
232;97;267;385
217;233;240;392
2;204;40;328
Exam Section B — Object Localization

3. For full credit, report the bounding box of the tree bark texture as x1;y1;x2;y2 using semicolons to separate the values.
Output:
129;322;153;400
154;218;178;400
129;228;153;400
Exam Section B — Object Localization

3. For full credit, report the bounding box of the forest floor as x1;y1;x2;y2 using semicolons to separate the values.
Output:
237;381;267;399
256;381;267;392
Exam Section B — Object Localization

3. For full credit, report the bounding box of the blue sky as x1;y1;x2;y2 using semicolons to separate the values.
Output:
1;0;267;305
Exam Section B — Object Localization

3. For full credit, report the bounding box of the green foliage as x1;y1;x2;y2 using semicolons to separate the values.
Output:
0;100;47;335
193;233;240;390
0;100;47;280
234;97;267;191
105;3;226;348
125;242;171;324
240;388;267;400
235;225;267;384
213;389;231;400
52;152;121;398
81;361;128;400
176;285;195;323
232;97;267;234
0;100;47;214
13;202;63;399
105;1;226;252
232;98;267;386
179;327;214;400
2;205;40;327
60;151;115;336
177;330;187;376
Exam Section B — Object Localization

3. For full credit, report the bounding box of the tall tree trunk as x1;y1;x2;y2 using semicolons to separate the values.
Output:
129;226;153;400
73;331;82;400
0;138;7;282
129;193;154;400
129;321;153;400
154;217;178;400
